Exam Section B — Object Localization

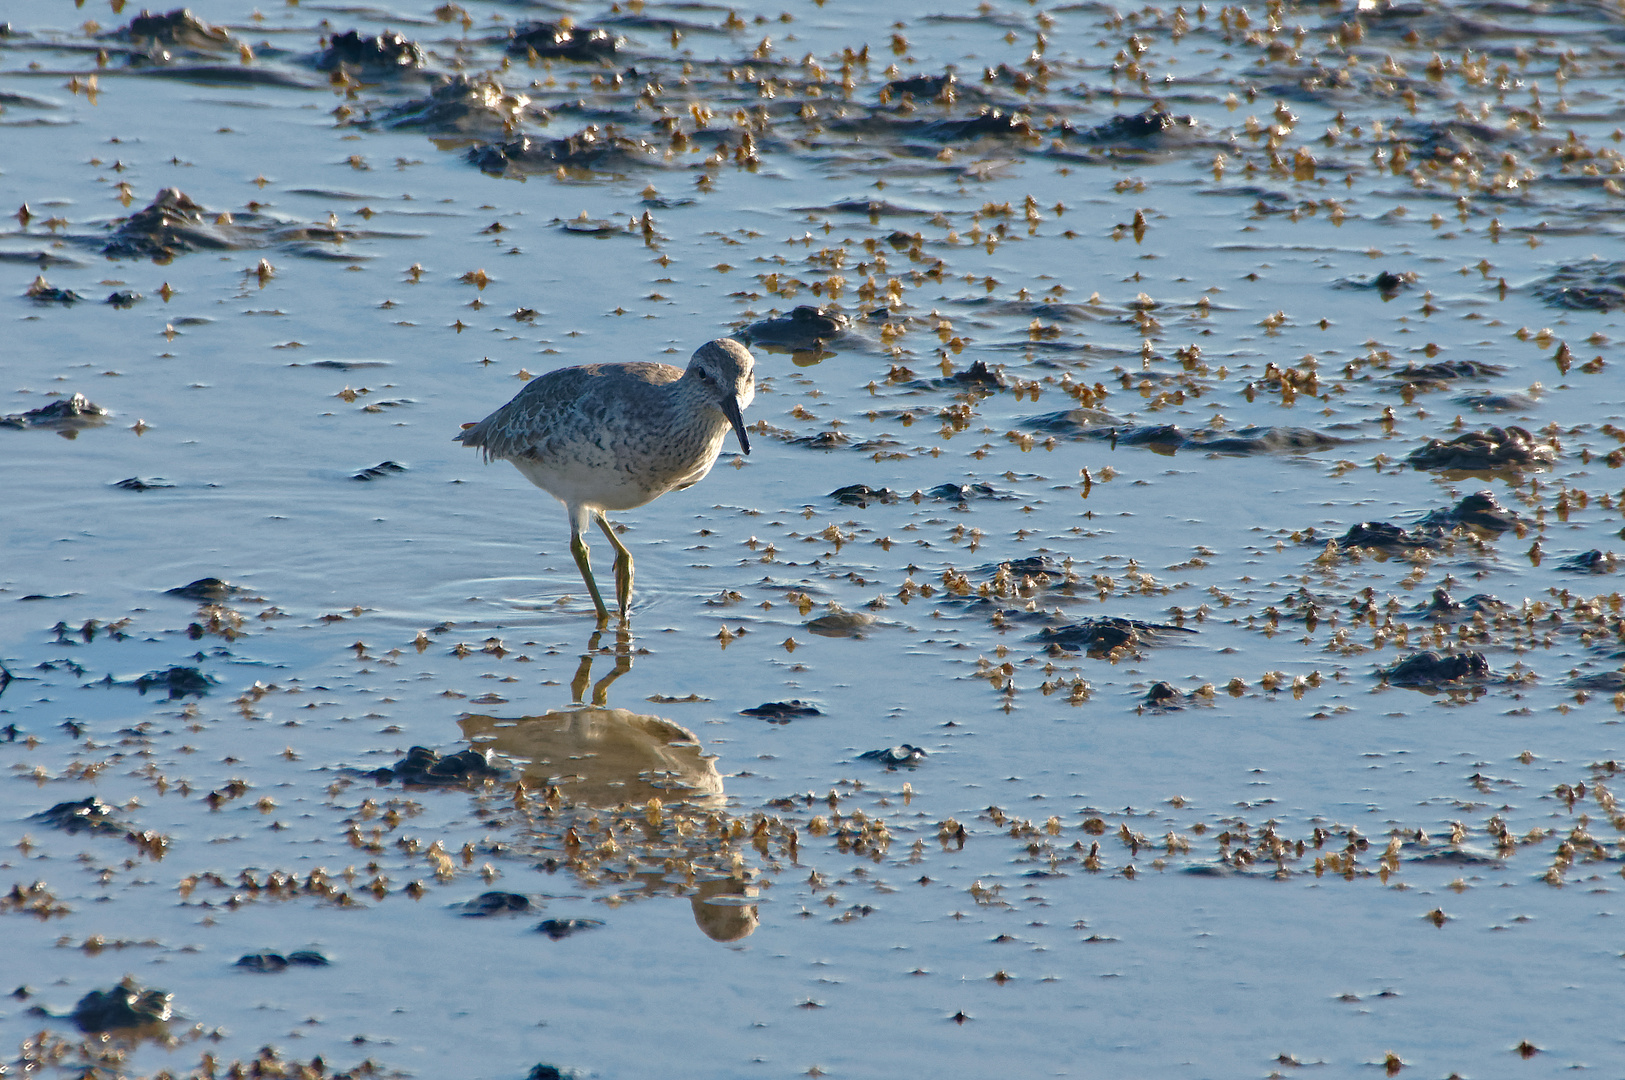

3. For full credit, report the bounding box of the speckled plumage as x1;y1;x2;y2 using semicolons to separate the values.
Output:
456;338;755;621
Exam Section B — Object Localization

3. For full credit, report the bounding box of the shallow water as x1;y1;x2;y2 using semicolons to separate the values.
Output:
4;0;1625;1076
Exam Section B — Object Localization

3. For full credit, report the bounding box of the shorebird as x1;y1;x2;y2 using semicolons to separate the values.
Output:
456;338;755;621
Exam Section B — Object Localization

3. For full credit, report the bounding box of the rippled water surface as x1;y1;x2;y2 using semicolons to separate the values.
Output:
5;0;1625;1075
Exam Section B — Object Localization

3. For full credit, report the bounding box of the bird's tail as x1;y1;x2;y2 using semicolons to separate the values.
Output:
454;418;497;460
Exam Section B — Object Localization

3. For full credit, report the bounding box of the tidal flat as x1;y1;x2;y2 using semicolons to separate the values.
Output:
4;0;1625;1076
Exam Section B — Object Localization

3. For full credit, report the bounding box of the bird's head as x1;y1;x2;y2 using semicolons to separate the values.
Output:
688;338;756;455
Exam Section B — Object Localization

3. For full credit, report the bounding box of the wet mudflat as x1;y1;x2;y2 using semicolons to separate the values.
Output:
4;0;1625;1076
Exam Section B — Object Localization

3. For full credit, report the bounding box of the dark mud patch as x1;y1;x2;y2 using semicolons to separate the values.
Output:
367;745;507;787
134;665;217;699
31;796;135;837
113;476;175;491
99;188;390;262
166;577;257;602
1335;521;1441;554
315;29;425;75
71;979;173;1033
1139;681;1212;712
381;74;538;136
740;700;821;722
1382;650;1493;689
23;275;83;304
1417;491;1524;535
857;744;926;768
1035;617;1197;657
457;891;538;917
1558;550;1618;575
468;127;664;177
235;950;330;972
1533;260;1625;312
1027;412;1345;456
1407;426;1554;472
740;305;851;350
505;23;622;63
353;460;406;481
829;484;898;507
535;917;604;940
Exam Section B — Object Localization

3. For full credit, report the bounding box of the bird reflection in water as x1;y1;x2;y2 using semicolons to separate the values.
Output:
459;626;773;942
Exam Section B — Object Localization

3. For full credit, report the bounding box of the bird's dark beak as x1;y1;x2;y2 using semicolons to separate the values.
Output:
721;394;751;455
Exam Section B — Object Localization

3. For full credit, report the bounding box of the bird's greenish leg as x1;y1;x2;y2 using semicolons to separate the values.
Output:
569;530;611;625
596;514;634;618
